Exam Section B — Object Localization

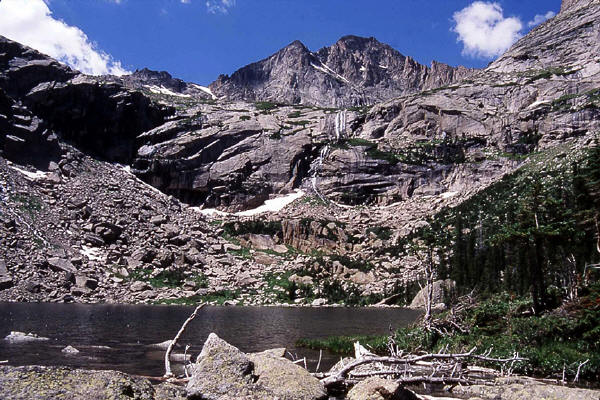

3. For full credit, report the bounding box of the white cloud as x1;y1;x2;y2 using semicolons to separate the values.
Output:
0;0;129;76
206;0;236;14
528;11;556;27
452;1;523;59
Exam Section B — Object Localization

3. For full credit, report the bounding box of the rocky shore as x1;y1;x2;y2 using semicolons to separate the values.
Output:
1;333;599;400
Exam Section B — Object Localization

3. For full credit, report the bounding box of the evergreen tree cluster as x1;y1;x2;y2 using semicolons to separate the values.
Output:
427;139;600;313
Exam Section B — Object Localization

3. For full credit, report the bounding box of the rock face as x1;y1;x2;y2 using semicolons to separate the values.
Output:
187;333;326;400
209;36;472;107
117;68;216;100
561;0;598;12
0;35;173;165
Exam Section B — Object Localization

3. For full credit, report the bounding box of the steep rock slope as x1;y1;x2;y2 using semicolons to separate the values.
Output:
134;0;600;209
209;35;472;107
0;0;599;305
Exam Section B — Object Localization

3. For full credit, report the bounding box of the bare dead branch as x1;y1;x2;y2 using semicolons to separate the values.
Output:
574;359;589;383
164;303;205;378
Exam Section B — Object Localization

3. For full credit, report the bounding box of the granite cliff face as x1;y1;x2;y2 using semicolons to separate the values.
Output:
0;0;599;305
209;35;473;107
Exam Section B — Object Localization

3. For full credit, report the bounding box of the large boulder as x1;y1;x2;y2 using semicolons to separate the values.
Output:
248;350;327;400
186;333;262;400
0;260;13;290
408;279;456;310
0;366;155;400
187;333;327;400
346;377;416;400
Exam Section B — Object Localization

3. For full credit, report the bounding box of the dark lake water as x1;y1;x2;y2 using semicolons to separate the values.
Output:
0;302;420;376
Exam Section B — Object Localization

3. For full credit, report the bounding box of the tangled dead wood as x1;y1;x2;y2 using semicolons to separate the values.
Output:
317;342;526;390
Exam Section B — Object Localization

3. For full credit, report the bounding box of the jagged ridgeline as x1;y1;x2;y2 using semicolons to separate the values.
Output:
418;139;600;310
1;0;600;309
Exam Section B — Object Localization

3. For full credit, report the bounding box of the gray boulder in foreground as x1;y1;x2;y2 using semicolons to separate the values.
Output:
187;333;326;400
0;366;185;400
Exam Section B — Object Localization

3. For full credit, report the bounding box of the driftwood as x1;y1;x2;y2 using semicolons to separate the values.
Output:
318;343;527;390
164;303;205;378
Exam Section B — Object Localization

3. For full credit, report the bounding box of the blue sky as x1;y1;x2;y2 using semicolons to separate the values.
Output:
0;0;561;84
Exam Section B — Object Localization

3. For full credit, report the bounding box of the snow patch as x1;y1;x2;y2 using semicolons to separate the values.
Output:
194;208;229;217
379;64;389;69
192;190;304;217
310;62;350;84
440;191;458;199
359;66;367;72
236;190;304;216
147;85;191;98
80;246;104;262
9;165;47;180
192;84;218;100
527;99;551;109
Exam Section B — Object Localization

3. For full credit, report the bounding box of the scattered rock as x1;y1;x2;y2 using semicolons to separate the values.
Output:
75;275;98;290
46;257;77;273
130;281;151;292
4;331;50;343
0;261;13;290
61;345;80;354
311;298;327;306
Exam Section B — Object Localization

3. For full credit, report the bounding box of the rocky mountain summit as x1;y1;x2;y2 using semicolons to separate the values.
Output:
0;0;599;306
117;68;217;100
209;35;473;107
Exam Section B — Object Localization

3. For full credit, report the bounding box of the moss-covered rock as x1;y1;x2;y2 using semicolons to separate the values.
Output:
0;366;156;400
248;350;327;400
187;333;327;400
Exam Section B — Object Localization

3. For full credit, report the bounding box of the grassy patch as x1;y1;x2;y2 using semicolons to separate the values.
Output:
298;290;600;380
255;101;279;112
11;194;43;219
156;289;240;305
127;268;208;289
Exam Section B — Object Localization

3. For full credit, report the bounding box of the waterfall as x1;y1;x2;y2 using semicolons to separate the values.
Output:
310;144;330;202
334;110;346;142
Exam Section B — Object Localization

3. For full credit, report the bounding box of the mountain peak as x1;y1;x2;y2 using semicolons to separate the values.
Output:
209;35;471;107
286;40;308;50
